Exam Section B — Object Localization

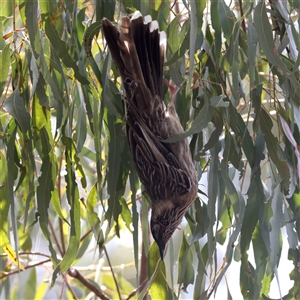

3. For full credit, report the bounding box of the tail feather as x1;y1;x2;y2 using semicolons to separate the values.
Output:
101;14;164;112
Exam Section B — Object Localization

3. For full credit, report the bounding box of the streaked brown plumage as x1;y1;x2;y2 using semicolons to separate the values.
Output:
102;12;198;260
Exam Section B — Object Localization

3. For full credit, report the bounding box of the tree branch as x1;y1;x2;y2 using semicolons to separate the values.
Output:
68;267;110;300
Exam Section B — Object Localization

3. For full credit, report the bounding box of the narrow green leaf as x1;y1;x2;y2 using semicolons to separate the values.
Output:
25;0;40;56
53;137;81;279
166;16;181;57
32;95;47;130
36;153;58;275
210;94;229;107
247;23;258;87
193;243;208;298
187;0;197;95
105;113;124;229
254;1;300;91
51;189;70;225
75;100;87;153
211;194;245;294
148;243;168;299
287;248;300;296
253;2;281;70
211;1;222;65
218;0;235;42
165;20;190;67
227;21;240;101
178;235;194;291
101;273;136;298
96;0;115;21
165;95;214;143
252;226;269;299
86;184;100;236
268;185;283;274
129;168;140;280
221;130;241;215
235;110;255;167
83;21;101;61
202;109;224;152
0;150;24;270
120;197;133;233
284;202;299;249
44;18;89;85
3;89;31;133
0;44;10;96
102;56;123;117
240;172;264;255
240;257;257;298
260;108;290;190
6;124;23;270
207;143;220;265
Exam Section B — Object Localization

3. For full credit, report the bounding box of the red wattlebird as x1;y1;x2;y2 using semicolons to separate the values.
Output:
102;12;198;260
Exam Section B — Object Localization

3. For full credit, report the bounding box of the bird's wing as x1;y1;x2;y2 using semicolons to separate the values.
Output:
102;13;164;112
127;119;191;201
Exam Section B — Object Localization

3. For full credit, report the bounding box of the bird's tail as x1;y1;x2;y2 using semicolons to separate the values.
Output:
102;12;166;112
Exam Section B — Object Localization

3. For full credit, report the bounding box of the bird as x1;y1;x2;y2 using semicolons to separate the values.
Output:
101;11;198;260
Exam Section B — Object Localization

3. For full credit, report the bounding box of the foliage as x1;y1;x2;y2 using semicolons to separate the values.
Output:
0;0;299;299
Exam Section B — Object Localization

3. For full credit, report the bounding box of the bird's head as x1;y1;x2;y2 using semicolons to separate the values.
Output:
150;203;184;260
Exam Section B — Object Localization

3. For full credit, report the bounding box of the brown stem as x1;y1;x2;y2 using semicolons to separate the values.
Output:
0;258;51;280
48;217;64;257
139;204;150;300
61;270;78;299
80;228;93;242
68;267;110;300
238;0;247;34
103;246;121;299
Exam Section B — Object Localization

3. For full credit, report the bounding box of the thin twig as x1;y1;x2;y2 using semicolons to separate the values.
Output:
48;217;64;257
0;259;51;280
103;246;121;299
125;278;148;300
0;251;51;259
80;228;93;242
238;0;247;34
68;267;110;300
61;270;78;300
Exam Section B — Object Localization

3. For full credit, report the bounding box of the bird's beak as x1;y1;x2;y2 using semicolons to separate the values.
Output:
158;241;165;261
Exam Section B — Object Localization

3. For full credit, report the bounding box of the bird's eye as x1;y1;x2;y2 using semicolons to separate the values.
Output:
159;220;167;227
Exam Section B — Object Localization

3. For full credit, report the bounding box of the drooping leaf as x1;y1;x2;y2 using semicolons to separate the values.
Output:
0;151;25;271
218;0;235;42
0;44;10;96
165;95;214;143
105;112;125;232
148;243;168;299
254;1;300;91
178;234;194;291
210;94;229;107
37;152;58;275
260;108;290;190
52;137;81;281
3;89;31;134
44;18;89;85
86;183;100;237
120;196;133;233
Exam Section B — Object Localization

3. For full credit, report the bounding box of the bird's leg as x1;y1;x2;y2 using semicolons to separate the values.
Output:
164;79;180;106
